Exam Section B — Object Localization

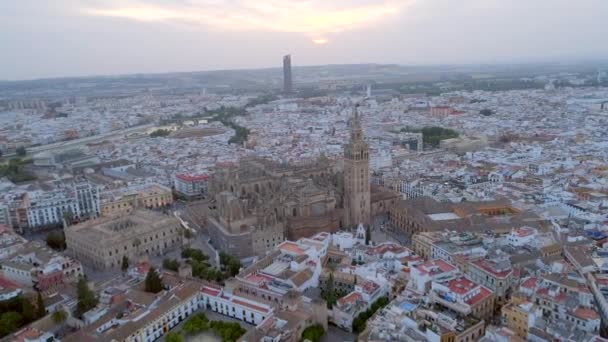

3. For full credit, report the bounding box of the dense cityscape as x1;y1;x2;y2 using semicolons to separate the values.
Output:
1;45;608;342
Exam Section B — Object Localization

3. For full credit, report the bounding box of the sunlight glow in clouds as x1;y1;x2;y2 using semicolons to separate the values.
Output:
84;0;409;43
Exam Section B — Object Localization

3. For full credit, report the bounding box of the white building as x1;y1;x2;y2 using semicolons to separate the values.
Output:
173;174;209;199
507;226;539;247
200;285;273;325
26;181;100;228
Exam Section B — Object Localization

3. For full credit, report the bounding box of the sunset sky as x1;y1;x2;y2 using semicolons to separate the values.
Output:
1;0;607;80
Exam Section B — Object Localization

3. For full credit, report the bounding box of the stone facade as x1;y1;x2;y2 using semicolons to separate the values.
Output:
65;209;181;269
343;107;371;228
207;156;342;259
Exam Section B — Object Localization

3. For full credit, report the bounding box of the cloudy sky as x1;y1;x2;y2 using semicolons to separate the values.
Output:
1;0;607;80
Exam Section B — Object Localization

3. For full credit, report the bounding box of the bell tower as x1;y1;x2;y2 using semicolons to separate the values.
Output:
343;105;371;228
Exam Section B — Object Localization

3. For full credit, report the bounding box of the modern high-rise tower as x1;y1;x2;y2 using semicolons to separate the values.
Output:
283;54;293;94
343;105;371;228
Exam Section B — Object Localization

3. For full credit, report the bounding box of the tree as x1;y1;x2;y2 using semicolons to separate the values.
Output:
165;331;183;342
300;324;325;342
21;298;35;322
365;225;371;246
219;251;242;277
183;313;209;335
76;277;98;318
144;267;163;293
36;292;46;318
121;256;129;273
182;248;208;262
149;129;171;138
183;229;193;247
51;309;67;324
163;258;180;272
352;296;389;333
0;312;22;338
46;231;66;250
16;146;26;157
321;273;337;309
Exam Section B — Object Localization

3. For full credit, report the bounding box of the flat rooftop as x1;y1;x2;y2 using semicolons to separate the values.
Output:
428;212;461;221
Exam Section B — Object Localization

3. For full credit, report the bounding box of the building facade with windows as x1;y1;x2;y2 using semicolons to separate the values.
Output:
65;209;181;269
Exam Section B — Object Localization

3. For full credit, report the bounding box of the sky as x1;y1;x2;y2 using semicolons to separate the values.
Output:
1;0;607;80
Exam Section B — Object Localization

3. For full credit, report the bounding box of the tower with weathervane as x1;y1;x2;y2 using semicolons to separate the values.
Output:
343;105;371;228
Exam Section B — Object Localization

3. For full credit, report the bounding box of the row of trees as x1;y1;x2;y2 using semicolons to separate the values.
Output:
207;107;250;145
149;129;171;137
180;248;242;283
0;293;46;338
400;126;460;148
352;296;389;333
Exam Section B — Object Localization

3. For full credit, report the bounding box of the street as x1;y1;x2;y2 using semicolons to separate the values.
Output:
320;325;357;342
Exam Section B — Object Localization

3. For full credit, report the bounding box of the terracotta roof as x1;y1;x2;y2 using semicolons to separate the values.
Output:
465;286;492;306
175;173;209;182
232;298;271;313
573;307;600;320
337;291;362;306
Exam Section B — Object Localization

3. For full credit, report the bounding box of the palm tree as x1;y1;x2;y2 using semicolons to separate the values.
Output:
133;238;141;257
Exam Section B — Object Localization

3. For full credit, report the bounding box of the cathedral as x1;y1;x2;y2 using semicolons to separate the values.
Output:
206;106;390;259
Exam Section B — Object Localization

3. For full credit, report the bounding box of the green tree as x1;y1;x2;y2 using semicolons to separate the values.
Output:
144;267;163;293
182;248;208;262
165;331;183;342
121;255;129;273
183;312;209;335
76;277;98;318
183;229;194;247
163;258;180;272
219;251;241;276
321;273;337;309
300;324;325;342
21;298;35;322
46;231;66;250
149;129;171;138
51;309;67;324
36;292;46;318
0;312;22;337
365;225;371;246
16;146;26;157
352;296;389;333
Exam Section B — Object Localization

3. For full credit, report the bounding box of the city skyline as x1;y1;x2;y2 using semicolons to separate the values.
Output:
1;0;608;80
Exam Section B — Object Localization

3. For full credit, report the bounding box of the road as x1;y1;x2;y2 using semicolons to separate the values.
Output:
173;202;219;266
370;214;410;246
320;325;357;342
5;123;154;157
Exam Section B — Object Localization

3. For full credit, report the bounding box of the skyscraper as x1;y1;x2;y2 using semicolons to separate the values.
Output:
283;54;293;94
343;105;371;228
